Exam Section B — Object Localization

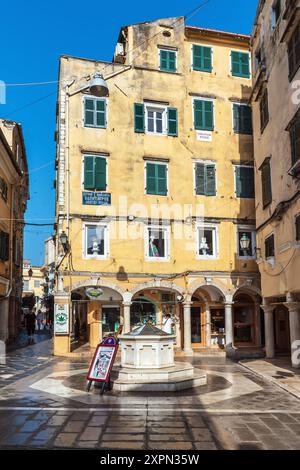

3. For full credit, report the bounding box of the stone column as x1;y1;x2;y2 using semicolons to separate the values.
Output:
255;303;262;347
183;302;193;355
123;302;132;334
261;305;275;359
284;302;300;369
225;302;234;351
205;303;211;349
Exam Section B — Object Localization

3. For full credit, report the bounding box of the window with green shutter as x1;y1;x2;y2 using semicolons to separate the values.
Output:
194;99;214;131
134;103;145;133
233;104;252;134
296;214;300;242
195;162;216;196
235;166;254;198
261;160;272;208
288;22;300;81
231;51;250;78
84;97;106;128
260;89;269;133
290;116;300;166
159;49;177;73
0;231;9;261
192;45;212;72
146;163;167;196
84;156;107;191
167;108;178;136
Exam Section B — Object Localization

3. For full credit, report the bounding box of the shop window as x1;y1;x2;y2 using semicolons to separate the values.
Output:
102;306;121;335
197;225;218;259
84;97;106;128
230;51;250;78
84;224;108;259
210;309;225;348
146;226;169;261
234;305;254;343
192;45;212;72
131;298;156;327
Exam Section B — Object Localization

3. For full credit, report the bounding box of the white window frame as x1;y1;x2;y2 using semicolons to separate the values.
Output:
82;222;109;260
144;102;168;136
81;154;108;192
158;47;178;73
192;97;215;131
196;223;219;260
144;160;169;196
229;49;252;79
237;226;257;260
190;43;214;72
82;95;108;129
193;159;217;196
144;225;170;262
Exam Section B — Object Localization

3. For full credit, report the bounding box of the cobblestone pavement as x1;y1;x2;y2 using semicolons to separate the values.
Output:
1;339;300;450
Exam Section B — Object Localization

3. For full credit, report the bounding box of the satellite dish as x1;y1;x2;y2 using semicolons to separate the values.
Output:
89;73;109;97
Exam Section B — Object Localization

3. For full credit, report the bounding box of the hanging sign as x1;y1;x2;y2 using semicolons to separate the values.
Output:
82;192;111;206
54;304;69;334
86;287;104;300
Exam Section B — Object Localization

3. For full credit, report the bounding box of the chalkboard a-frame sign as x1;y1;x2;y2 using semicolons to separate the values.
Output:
86;336;118;395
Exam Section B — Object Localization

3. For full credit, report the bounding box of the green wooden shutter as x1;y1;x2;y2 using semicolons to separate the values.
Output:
195;163;205;195
236;167;254;198
194;100;203;130
0;231;9;261
146;163;157;194
205;165;216;196
134;103;144;133
168;51;176;72
160;50;176;72
193;45;212;72
157;164;167;196
160;49;168;71
84;98;95;126
296;215;300;241
261;162;272;207
96;100;106;128
233;104;240;133
204;100;214;130
84;156;95;190
167;108;178;136
231;51;250;78
94;157;107;190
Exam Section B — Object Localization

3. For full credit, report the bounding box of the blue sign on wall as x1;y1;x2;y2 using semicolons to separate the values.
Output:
82;192;111;206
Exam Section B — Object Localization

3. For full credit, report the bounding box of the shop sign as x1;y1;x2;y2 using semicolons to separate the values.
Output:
86;287;104;300
54;304;69;334
82;192;111;206
196;130;212;142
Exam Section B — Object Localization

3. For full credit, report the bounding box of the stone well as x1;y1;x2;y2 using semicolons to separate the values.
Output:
113;324;207;392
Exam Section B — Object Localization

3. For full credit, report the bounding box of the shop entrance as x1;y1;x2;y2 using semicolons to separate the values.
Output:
130;297;156;327
102;305;121;336
210;308;225;348
274;306;290;353
191;304;206;348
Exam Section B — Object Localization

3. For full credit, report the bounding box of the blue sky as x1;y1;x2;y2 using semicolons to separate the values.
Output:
0;0;258;266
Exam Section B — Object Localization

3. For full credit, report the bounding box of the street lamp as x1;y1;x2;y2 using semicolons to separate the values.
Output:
60;231;69;253
28;268;33;278
240;233;251;256
89;73;109;97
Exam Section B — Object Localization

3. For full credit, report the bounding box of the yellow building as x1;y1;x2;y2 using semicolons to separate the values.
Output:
0;119;29;342
54;16;261;357
22;262;45;311
251;0;300;367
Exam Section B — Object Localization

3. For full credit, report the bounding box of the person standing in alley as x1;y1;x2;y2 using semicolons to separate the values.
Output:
36;309;44;333
25;308;36;344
